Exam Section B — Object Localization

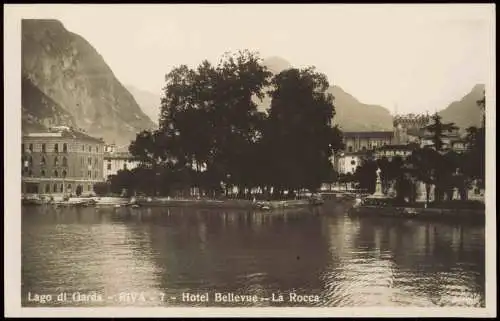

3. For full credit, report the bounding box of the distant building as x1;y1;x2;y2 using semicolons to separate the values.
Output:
22;126;105;196
342;131;394;153
103;144;140;180
373;143;419;160
337;151;367;175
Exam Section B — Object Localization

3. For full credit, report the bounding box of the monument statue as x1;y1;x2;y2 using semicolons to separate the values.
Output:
372;167;384;198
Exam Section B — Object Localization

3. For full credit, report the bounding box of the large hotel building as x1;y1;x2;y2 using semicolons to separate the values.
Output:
21;126;105;196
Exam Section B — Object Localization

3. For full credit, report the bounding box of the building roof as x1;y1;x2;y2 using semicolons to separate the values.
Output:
23;126;104;143
343;131;394;139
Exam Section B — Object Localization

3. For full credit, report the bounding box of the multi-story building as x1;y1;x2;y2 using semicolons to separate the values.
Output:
21;126;105;196
103;144;140;180
342;131;394;153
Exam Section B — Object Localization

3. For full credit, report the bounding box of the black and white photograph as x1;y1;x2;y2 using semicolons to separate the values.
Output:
4;3;496;318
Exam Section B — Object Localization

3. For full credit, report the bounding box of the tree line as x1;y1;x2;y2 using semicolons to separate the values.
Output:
345;102;485;206
99;50;344;199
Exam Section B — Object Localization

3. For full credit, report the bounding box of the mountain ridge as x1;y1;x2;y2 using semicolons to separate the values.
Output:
21;19;156;146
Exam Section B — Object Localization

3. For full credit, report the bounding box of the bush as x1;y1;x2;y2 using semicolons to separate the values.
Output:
93;182;110;196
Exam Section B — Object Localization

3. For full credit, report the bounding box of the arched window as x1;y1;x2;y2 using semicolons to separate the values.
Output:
45;184;50;193
63;143;68;153
62;170;67;178
53;184;58;193
67;184;72;192
54;156;59;166
62;157;68;166
60;184;64;193
54;143;59;153
54;170;59;177
362;146;367;152
41;169;45;177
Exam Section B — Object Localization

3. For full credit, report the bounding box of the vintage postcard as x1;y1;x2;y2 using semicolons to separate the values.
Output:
4;3;496;318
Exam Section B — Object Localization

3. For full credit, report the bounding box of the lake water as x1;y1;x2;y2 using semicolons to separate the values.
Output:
21;202;485;307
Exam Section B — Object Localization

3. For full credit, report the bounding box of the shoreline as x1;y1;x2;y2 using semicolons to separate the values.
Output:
349;204;485;223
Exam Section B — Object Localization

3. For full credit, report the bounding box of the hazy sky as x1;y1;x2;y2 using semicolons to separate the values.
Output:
8;4;495;114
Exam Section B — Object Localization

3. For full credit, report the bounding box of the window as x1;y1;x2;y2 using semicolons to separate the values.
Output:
63;143;68;153
82;145;85;152
54;156;59;166
362;147;367;152
81;157;84;166
88;185;91;191
67;184;72;192
45;185;50;193
53;184;58;193
96;146;99;153
123;163;128;170
41;156;46;166
348;146;353;152
42;144;46;153
54;170;59;177
95;171;98;179
88;157;92;165
29;144;33;152
62;157;68;166
41;170;45;177
88;170;92;178
88;146;91;152
351;160;356;166
60;184;64;193
107;163;111;170
54;143;59;153
62;170;67;178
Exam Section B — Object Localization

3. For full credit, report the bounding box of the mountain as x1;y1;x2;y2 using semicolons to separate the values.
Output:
439;84;485;130
126;85;162;125
21;19;156;146
260;57;394;131
22;75;77;133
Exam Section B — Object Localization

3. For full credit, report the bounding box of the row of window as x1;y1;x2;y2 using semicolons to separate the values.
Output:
22;167;101;179
22;143;101;154
38;183;93;194
23;156;69;167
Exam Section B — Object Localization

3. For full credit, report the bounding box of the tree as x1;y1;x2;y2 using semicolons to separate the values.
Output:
425;113;459;152
93;182;109;196
264;67;343;194
75;185;82;197
407;147;438;205
354;159;377;194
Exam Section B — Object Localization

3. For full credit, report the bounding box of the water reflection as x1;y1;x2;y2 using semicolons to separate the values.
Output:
22;203;484;307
